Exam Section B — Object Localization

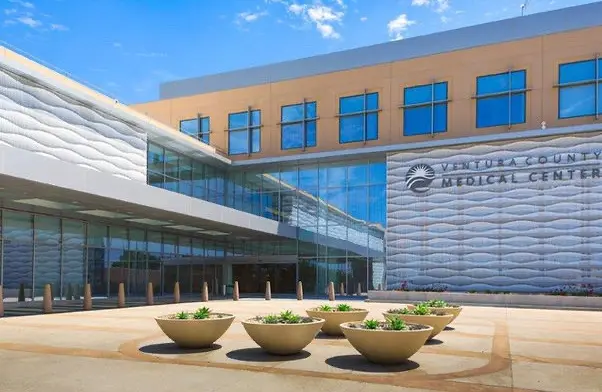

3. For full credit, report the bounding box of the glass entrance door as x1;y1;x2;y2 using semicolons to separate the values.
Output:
232;263;296;294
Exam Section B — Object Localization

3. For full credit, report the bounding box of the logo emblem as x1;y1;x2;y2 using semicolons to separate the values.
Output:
405;164;435;193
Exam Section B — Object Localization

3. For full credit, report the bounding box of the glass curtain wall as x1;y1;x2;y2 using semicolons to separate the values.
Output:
146;142;387;295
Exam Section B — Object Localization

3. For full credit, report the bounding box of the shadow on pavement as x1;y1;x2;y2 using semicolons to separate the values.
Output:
226;348;311;362
325;355;420;373
425;338;444;346
139;343;222;355
314;332;347;340
444;326;456;331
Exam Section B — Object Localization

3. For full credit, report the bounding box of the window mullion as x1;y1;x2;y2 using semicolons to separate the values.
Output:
363;90;368;143
430;81;435;137
302;100;307;150
508;69;513;128
247;107;252;155
196;113;202;141
594;54;600;120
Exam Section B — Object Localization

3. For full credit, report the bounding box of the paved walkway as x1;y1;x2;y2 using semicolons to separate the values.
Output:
0;299;600;391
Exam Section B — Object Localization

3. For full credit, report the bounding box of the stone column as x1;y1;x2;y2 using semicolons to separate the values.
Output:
146;282;154;305
83;283;92;311
265;281;272;300
296;281;303;301
233;281;240;301
43;284;53;313
328;282;335;301
339;282;345;296
173;282;180;303
117;282;125;308
201;281;209;302
356;282;362;296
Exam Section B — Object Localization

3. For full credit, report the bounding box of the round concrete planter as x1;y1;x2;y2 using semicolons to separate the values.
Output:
383;312;453;339
155;313;235;348
305;309;369;336
241;317;325;355
340;322;433;365
408;304;463;322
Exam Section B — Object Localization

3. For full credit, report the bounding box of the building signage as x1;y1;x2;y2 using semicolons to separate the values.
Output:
405;151;602;193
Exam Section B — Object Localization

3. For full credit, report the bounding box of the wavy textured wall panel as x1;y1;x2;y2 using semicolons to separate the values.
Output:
386;133;602;293
0;66;146;181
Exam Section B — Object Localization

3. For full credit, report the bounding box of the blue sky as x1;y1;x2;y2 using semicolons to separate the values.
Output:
1;0;598;104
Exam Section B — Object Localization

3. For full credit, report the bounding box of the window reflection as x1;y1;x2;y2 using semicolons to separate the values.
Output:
558;58;601;119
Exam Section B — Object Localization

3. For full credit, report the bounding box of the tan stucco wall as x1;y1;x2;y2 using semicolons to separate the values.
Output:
130;26;602;161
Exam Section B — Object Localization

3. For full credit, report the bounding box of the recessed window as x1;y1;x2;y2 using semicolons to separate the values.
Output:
338;92;379;143
228;109;261;155
281;101;317;150
179;116;211;144
558;58;601;119
402;82;448;136
475;70;527;128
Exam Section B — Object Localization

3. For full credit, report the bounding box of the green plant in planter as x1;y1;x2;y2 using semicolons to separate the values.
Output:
387;317;407;331
175;311;189;320
317;304;333;311
336;303;353;311
423;299;455;308
193;307;211;320
363;319;380;329
260;310;304;324
412;303;432;315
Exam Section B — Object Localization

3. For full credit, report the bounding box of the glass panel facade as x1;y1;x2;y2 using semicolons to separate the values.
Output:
281;101;317;150
339;92;379;143
403;82;448;136
476;70;527;128
144;140;387;294
228;110;261;155
558;58;601;119
179;116;211;144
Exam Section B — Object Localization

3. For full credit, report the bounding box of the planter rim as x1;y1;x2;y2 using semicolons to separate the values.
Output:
340;321;433;333
155;313;234;321
242;317;325;326
307;308;368;313
384;312;454;317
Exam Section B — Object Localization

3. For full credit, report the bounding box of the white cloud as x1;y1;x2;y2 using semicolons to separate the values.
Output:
360;16;367;22
288;3;305;15
315;22;340;39
411;0;450;13
50;23;68;31
237;10;268;23
16;15;41;27
387;13;415;41
440;15;450;23
4;8;17;15
9;0;34;9
113;42;122;48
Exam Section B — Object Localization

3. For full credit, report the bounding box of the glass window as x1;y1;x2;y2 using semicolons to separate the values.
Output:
179;117;211;145
476;70;527;128
228;110;261;155
339;92;379;143
403;82;448;136
281;101;318;150
558;59;601;119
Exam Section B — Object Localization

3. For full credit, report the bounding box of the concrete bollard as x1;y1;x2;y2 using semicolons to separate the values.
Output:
146;282;154;305
222;284;226;297
43;284;53;313
296;281;303;301
356;282;362;296
339;282;345;296
328;281;335;301
233;281;240;301
0;285;4;317
378;284;382;291
117;283;125;308
83;283;92;311
265;281;272;300
201;281;209;302
174;282;181;303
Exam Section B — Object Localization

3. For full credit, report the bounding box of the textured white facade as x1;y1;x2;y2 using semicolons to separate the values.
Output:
387;133;602;293
0;65;147;182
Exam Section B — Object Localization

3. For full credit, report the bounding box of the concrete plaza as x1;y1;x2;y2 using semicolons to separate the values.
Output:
0;298;600;392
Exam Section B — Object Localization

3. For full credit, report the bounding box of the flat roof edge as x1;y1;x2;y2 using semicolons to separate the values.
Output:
159;2;602;99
